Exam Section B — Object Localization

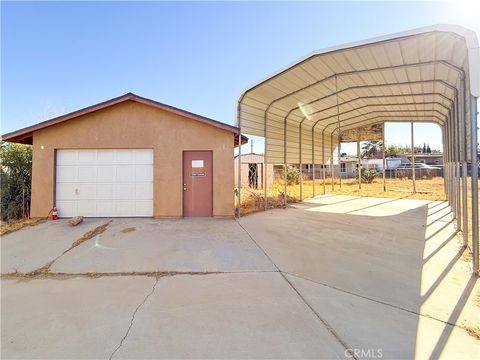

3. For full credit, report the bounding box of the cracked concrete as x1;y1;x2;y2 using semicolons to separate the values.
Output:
111;272;347;359
1;276;156;359
50;218;276;274
109;276;160;360
1;195;479;359
1;218;108;273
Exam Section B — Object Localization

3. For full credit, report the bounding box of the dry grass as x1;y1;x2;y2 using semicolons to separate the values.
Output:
464;326;480;340
0;218;45;236
240;177;448;215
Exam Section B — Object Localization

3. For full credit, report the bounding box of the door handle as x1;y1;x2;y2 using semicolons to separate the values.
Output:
183;184;187;191
75;188;79;195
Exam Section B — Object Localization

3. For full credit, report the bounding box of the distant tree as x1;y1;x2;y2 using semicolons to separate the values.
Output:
414;146;423;153
386;145;407;155
426;144;431;153
361;141;383;159
422;143;427;153
0;142;33;220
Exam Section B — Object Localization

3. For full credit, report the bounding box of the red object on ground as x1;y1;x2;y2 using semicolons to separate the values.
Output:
51;207;58;220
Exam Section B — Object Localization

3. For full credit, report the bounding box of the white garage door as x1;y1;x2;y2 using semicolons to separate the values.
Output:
56;149;153;217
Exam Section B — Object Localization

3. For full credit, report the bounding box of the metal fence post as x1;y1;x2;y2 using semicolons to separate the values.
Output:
383;122;386;191
299;122;303;201
357;140;362;189
411;122;416;193
322;132;326;194
470;95;479;274
460;79;468;245
312;128;316;198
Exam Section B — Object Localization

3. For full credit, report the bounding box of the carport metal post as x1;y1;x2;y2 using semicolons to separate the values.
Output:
322;132;326;194
338;140;342;189
449;109;456;220
382;122;386;191
450;106;456;223
284;115;288;208
264;134;268;211
237;109;242;218
454;102;461;229
357;140;361;189
330;133;335;191
470;95;479;273
299;122;303;201
411;122;416;193
334;75;340;191
455;100;462;231
460;79;468;245
312;128;316;197
444;125;448;199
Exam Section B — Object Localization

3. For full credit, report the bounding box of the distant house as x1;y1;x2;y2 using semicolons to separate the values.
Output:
340;156;358;177
386;153;444;168
234;153;274;190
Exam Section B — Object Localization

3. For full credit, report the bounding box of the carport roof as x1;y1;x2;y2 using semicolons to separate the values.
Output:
3;92;246;145
237;24;480;164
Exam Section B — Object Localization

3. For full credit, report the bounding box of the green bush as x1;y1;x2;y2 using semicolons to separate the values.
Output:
361;168;380;184
281;165;300;185
1;142;32;220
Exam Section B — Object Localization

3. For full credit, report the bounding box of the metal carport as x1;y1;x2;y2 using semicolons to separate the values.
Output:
236;25;480;273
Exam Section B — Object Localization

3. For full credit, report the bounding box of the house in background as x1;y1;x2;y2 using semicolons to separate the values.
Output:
234;153;273;190
339;156;358;177
3;93;247;218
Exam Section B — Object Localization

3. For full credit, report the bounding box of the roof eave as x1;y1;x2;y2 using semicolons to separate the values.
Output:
3;93;240;143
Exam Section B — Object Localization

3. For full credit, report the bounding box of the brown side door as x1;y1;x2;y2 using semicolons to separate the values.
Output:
183;151;213;217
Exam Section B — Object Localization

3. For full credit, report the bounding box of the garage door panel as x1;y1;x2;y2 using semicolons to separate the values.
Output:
134;149;153;164
56;183;76;200
97;184;115;199
97;150;115;164
135;165;153;181
77;184;96;199
97;167;115;182
77;167;96;182
135;183;153;199
57;167;77;182
56;201;76;217
116;150;134;164
77;200;97;217
56;150;77;165
116;200;135;216
116;166;135;182
96;201;115;217
56;149;153;217
135;200;153;216
114;183;135;199
78;151;97;164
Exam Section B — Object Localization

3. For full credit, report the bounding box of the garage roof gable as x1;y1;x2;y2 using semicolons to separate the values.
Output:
3;93;242;144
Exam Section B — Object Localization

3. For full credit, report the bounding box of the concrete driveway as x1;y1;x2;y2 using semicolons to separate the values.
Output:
1;195;479;359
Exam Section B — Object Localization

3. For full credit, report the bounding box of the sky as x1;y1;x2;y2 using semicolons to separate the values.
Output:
2;1;479;155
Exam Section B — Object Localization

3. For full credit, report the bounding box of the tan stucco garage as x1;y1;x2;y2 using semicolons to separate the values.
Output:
3;93;244;218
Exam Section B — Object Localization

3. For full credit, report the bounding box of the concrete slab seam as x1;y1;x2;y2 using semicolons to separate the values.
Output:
284;272;473;330
5;221;113;277
0;270;279;280
235;219;356;358
109;276;160;360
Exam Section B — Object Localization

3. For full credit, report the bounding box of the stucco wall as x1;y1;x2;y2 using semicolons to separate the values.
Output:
31;101;234;218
